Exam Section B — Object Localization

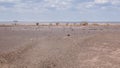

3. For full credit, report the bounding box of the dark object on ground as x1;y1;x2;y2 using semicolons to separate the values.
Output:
36;22;39;26
67;34;70;36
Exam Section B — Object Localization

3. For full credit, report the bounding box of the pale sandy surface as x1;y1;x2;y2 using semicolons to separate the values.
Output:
0;25;120;68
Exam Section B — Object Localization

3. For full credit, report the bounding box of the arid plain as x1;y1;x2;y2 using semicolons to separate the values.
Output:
0;24;120;68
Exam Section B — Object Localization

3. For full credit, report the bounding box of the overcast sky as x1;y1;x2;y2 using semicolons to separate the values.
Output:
0;0;120;22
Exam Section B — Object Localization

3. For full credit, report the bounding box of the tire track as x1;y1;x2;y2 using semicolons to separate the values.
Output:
0;39;38;65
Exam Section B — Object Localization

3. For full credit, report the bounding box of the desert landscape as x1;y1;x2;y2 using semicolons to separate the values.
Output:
0;23;120;68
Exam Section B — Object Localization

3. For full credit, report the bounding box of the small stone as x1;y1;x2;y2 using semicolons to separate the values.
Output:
67;34;70;36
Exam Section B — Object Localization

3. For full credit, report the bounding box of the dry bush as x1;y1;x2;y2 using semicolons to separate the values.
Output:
80;22;88;26
0;25;12;27
56;22;59;26
65;23;69;26
73;23;76;26
106;23;110;26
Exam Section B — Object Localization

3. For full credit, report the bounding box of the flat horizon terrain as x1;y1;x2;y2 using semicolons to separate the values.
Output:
0;25;120;68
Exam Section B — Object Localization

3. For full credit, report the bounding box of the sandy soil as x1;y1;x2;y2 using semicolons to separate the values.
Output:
0;25;120;68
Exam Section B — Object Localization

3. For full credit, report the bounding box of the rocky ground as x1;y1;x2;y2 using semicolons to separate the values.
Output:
0;25;120;68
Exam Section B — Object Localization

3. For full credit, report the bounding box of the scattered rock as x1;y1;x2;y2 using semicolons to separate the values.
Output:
67;34;70;37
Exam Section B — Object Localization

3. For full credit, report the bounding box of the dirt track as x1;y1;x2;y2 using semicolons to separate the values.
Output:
0;26;120;68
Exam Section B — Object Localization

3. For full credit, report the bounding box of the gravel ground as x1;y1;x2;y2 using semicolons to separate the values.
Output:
0;25;120;68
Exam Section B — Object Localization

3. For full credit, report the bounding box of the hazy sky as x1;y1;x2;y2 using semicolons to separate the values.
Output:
0;0;120;22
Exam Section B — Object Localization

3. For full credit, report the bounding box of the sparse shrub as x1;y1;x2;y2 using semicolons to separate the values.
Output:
92;23;99;26
73;23;76;26
0;24;12;27
106;23;110;26
66;23;69;26
56;22;59;26
80;22;88;26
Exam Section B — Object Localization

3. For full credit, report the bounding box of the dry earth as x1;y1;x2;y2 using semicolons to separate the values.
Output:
0;25;120;68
